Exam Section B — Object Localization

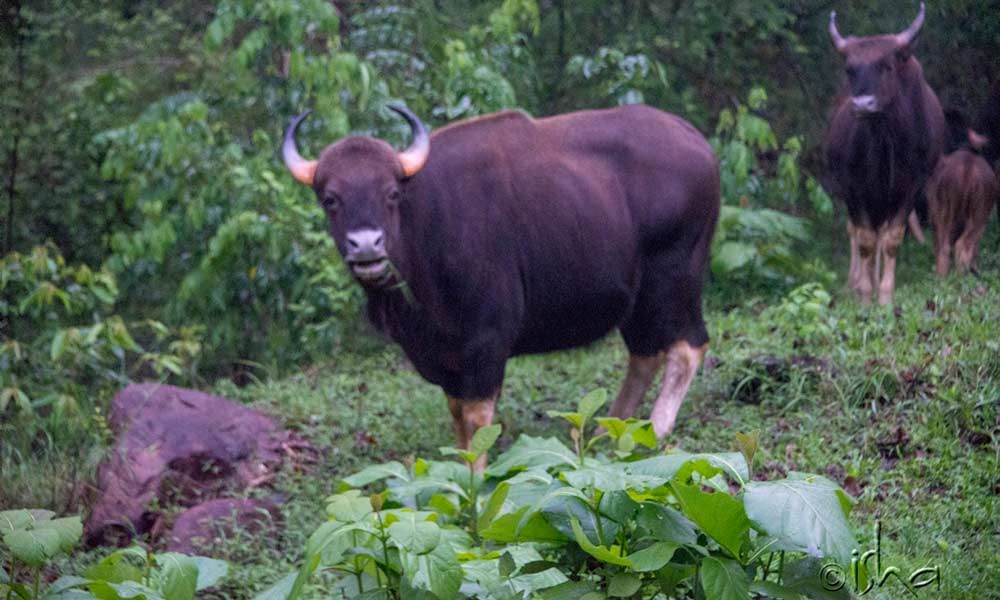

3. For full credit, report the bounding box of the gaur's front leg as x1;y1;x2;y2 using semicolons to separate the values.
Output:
446;394;497;471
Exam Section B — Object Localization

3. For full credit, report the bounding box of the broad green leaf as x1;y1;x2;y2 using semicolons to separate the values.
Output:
628;452;749;484
497;552;516;578
86;580;162;600
562;462;666;492
35;516;82;552
577;389;607;425
86;547;147;584
188;557;227;591
480;508;565;543
341;461;409;487
387;512;441;555
3;528;62;567
599;491;639;524
325;490;373;522
546;410;583;430
516;485;590;536
635;504;699;546
477;482;510;533
154;553;197;600
0;510;33;535
305;520;371;568
595;418;656;449
399;541;463;600
787;472;855;516
628;541;680;572
607;572;641;597
671;478;750;559
569;518;630;566
43;575;91;596
744;479;858;566
699;557;750;600
388;477;468;503
486;436;577;477
470;423;502;458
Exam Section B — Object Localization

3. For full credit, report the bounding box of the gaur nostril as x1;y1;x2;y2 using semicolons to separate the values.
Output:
374;233;384;249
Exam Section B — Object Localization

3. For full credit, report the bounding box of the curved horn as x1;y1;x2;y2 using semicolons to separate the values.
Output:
282;111;318;186
388;104;430;178
895;2;926;47
828;10;848;53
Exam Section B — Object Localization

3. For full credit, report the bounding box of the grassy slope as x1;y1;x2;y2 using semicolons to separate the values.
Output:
203;228;998;599
5;227;999;599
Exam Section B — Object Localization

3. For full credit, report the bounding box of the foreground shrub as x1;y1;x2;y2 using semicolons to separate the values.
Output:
0;508;227;600
258;391;857;599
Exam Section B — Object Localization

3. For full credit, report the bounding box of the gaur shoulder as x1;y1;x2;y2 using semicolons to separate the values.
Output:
431;110;533;139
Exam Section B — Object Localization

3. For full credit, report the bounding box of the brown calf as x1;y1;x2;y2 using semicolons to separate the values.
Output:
927;136;998;276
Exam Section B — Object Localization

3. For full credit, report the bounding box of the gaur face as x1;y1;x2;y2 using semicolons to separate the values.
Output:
281;106;429;289
829;3;926;117
313;140;404;287
841;44;908;115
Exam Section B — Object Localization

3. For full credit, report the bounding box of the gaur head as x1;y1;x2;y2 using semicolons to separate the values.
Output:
829;2;926;116
281;106;429;287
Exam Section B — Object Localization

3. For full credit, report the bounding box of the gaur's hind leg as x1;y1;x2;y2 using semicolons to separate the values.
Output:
649;341;707;438
608;352;666;420
619;235;710;439
847;222;862;291
954;220;987;272
877;219;906;305
447;393;497;471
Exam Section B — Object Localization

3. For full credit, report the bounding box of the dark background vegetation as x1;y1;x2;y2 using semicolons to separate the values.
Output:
1;1;999;598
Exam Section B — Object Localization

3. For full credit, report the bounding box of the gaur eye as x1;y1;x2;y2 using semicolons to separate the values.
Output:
845;65;857;77
322;194;340;211
386;189;401;206
879;62;891;72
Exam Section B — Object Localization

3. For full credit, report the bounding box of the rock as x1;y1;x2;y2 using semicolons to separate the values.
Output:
85;383;308;546
166;498;280;554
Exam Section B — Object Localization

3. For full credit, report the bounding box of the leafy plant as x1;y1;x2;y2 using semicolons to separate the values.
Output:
763;283;837;346
0;508;227;600
1;244;200;424
259;390;858;599
709;88;834;286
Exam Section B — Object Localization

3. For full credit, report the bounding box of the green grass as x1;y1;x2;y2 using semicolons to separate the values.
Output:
4;223;999;599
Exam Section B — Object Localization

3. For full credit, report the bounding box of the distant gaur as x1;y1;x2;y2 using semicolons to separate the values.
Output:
927;130;998;276
824;3;945;304
281;105;719;463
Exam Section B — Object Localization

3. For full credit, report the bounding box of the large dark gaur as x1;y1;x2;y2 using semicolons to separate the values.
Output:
282;105;720;464
824;2;945;304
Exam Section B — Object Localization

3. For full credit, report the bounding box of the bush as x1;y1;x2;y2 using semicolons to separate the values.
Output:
0;508;227;600
0;244;199;428
258;391;857;599
710;88;834;287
